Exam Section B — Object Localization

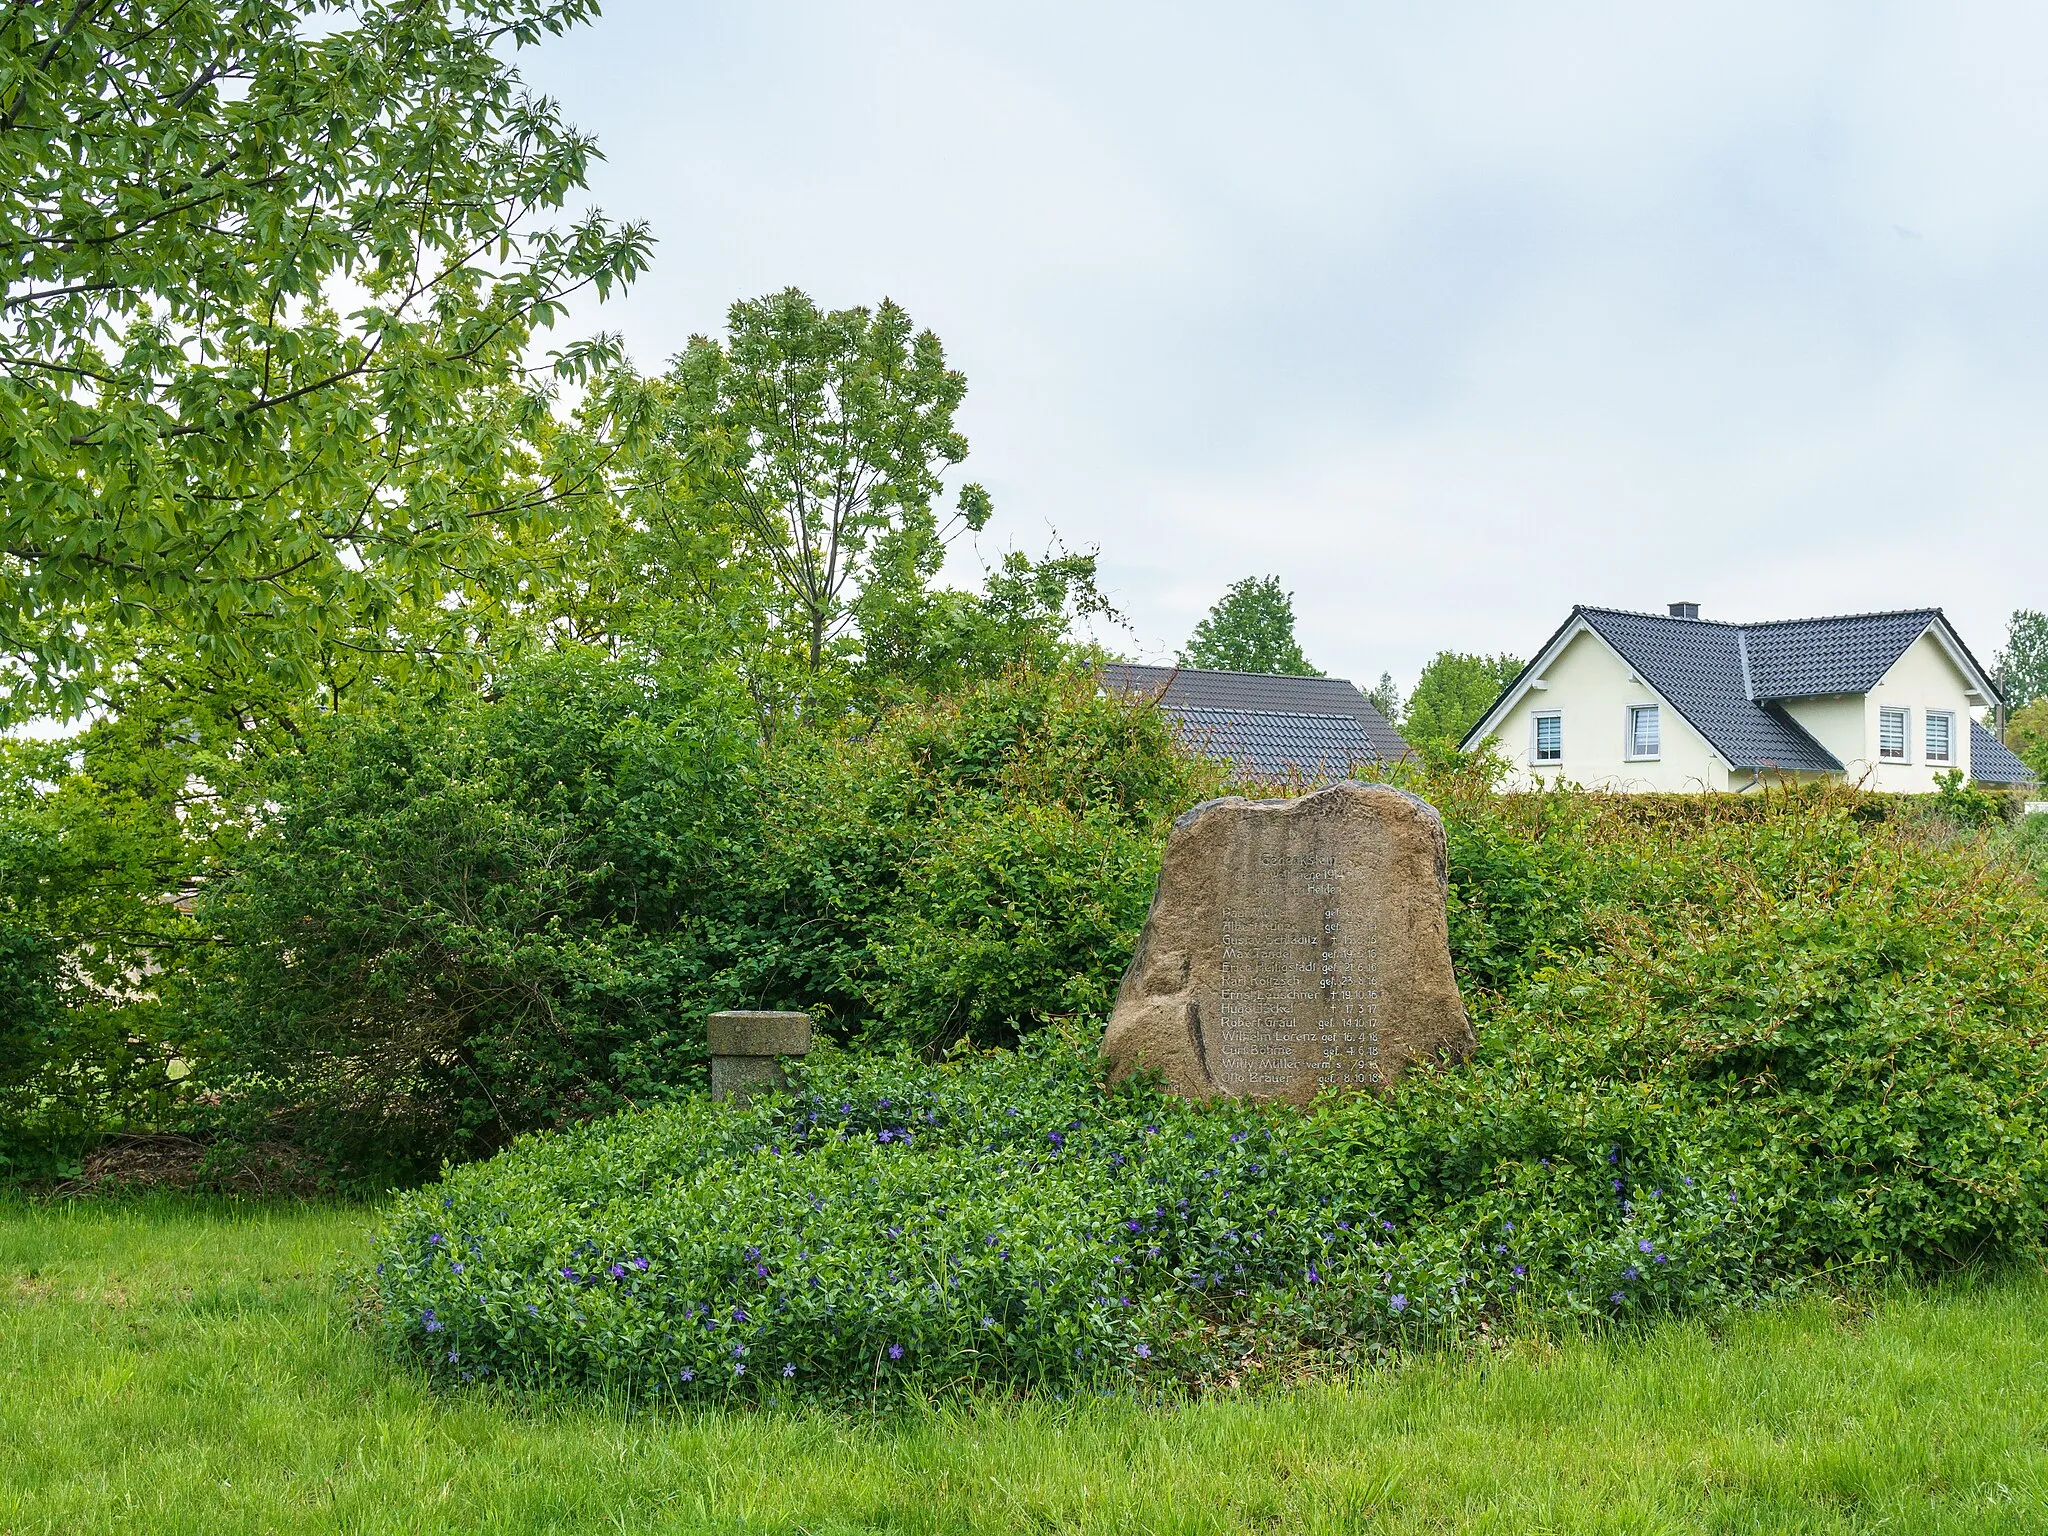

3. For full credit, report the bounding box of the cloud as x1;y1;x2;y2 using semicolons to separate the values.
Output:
522;0;2048;686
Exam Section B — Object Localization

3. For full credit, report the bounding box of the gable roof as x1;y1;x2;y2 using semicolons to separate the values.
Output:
1970;721;2038;786
1574;608;1843;773
1739;609;1948;699
1099;663;1410;778
1460;606;2001;774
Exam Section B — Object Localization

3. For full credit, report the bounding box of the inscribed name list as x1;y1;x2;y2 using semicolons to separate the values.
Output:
1215;838;1385;1094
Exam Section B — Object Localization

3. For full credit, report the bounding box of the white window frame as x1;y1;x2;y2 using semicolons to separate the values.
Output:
1877;705;1910;763
1624;703;1661;762
1531;710;1563;765
1924;709;1955;766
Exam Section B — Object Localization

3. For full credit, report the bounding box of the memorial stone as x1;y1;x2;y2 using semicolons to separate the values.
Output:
1101;780;1472;1104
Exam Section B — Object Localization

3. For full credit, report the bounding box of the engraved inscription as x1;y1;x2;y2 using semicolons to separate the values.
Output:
1216;845;1384;1093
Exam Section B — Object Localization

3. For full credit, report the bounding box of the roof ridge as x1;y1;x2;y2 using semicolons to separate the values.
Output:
1735;607;1941;630
1576;604;1740;627
1107;662;1353;684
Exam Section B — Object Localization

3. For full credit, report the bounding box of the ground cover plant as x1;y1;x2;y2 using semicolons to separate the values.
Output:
368;777;2048;1403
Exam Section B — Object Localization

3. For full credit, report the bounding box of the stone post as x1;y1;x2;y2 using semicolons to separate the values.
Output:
707;1011;813;1103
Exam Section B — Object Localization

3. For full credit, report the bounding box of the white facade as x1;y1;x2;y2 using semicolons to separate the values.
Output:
1476;615;1991;794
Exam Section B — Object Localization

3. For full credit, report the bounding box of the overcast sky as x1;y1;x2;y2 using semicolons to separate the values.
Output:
521;2;2048;693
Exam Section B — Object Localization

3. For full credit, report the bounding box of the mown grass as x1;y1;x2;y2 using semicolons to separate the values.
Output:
2;1196;2045;1534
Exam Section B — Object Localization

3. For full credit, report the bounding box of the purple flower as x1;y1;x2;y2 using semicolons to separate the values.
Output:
782;1363;796;1378
732;1343;746;1357
887;1343;904;1360
1611;1291;1626;1304
428;1233;443;1246
1638;1239;1654;1253
559;1267;577;1282
734;1363;746;1376
1337;1221;1351;1231
981;1316;995;1328
1143;1125;1158;1135
1608;1148;1620;1165
1126;1219;1142;1232
632;1257;649;1271
448;1348;460;1363
887;1226;902;1238
755;1264;768;1278
1654;1253;1669;1264
1513;1264;1527;1278
1611;1178;1624;1192
451;1262;465;1274
1623;1266;1640;1281
1134;1343;1152;1359
609;1264;627;1280
878;1130;894;1143
745;1247;760;1261
879;1098;890;1108
1390;1294;1408;1313
1048;1132;1065;1148
1307;1265;1322;1284
732;1306;748;1322
1682;1175;1695;1187
679;1367;694;1383
421;1309;441;1332
1229;1131;1247;1143
1382;1220;1395;1232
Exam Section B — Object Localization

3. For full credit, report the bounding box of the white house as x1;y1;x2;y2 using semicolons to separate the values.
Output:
1461;603;2036;793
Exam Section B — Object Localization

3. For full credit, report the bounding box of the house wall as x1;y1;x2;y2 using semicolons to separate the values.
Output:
1489;628;1735;791
1827;630;1978;792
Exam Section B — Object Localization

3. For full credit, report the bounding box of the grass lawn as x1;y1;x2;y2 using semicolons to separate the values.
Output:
2;1198;2045;1534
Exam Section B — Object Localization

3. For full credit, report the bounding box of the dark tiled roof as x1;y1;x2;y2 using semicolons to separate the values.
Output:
1099;663;1411;764
1574;609;1844;773
1971;721;2038;785
1169;708;1381;781
1741;610;1943;699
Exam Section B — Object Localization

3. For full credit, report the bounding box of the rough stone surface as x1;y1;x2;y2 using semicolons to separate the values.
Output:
707;1011;812;1103
1101;781;1472;1105
707;1011;813;1058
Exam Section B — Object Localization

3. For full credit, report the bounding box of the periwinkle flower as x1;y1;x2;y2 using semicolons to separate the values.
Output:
734;1363;746;1376
1133;1343;1152;1359
1623;1266;1640;1281
1513;1264;1527;1278
1611;1291;1626;1304
746;1246;761;1261
732;1306;748;1322
1654;1253;1669;1264
1638;1239;1654;1253
428;1233;444;1247
679;1367;694;1383
609;1264;627;1280
1611;1178;1624;1192
632;1257;649;1271
1126;1219;1142;1232
878;1130;894;1143
755;1264;769;1278
887;1343;904;1360
1048;1132;1065;1148
1389;1294;1408;1313
422;1309;441;1333
782;1363;796;1378
981;1316;995;1329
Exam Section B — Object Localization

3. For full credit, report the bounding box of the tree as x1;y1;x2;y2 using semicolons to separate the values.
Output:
0;0;651;724
1181;576;1321;675
1366;671;1402;720
2008;701;2048;781
1996;610;2048;715
657;290;991;685
1404;652;1524;748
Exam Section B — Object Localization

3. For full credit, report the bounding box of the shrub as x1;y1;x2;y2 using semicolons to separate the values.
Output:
369;778;2048;1400
199;656;1220;1180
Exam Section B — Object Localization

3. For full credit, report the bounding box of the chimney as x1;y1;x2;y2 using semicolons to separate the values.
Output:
1668;601;1700;620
